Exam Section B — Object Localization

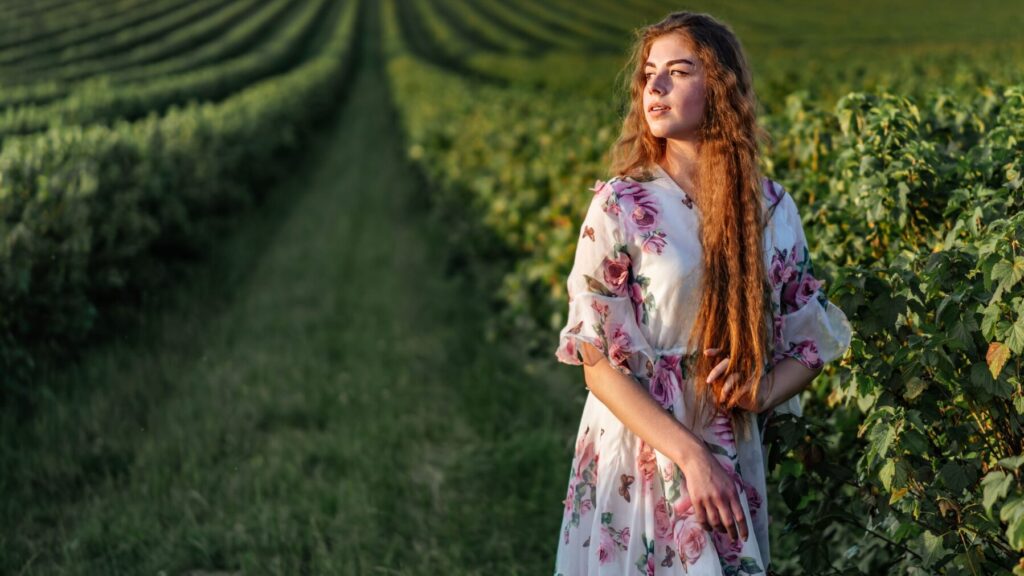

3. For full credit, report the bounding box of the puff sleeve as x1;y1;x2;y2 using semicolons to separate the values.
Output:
768;191;853;416
554;180;657;379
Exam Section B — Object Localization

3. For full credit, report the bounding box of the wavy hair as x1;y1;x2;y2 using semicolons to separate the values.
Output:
609;12;774;437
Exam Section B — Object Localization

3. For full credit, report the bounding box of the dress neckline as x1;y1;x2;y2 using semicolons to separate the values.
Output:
651;164;699;212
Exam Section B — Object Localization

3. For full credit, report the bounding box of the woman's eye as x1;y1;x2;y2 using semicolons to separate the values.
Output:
671;70;688;76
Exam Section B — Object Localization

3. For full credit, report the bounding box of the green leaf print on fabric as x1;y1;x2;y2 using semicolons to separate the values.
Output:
598;512;630;564
634;532;656;575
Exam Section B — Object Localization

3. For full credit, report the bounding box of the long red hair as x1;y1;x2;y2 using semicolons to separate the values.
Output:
609;12;774;436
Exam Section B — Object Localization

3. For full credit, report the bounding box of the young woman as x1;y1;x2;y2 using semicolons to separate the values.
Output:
552;11;853;575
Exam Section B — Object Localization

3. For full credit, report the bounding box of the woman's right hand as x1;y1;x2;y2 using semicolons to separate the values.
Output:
677;446;749;543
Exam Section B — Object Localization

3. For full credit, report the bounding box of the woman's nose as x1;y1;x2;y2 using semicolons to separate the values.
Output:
648;73;665;95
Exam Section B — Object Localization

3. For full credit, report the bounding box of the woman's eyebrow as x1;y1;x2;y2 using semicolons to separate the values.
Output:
644;58;695;68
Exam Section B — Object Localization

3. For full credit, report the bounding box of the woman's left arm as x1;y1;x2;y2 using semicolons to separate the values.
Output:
709;350;821;414
755;357;822;415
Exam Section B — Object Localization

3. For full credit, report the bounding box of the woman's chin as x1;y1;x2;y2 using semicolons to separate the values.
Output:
647;125;670;138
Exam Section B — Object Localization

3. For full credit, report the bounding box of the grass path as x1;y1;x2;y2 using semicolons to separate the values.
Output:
2;3;584;574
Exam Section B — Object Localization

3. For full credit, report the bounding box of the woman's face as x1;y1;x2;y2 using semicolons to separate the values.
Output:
642;32;707;140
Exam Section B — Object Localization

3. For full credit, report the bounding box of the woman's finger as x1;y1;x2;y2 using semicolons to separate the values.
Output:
706;357;730;383
691;502;709;533
703;502;723;534
716;499;739;542
730;491;749;542
721;373;740;407
704;347;721;356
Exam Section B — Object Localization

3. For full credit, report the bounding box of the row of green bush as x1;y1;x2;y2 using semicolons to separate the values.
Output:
9;0;237;79
22;0;259;83
0;0;296;111
0;0;361;390
0;0;138;52
393;0;1024;109
0;0;195;68
0;0;329;142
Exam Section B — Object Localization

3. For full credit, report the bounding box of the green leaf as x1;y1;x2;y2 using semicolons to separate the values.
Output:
1001;496;1024;549
921;530;947;567
946;320;974;352
992;259;1015;283
971;360;1012;398
957;545;985;575
903;376;927;401
739;556;764;574
880;459;896;490
867;420;896;467
1009;316;1024;355
982;471;1012;513
995;256;1024;295
939;460;970;494
704;441;729;456
901;429;929;454
999;455;1024;470
982;302;1003;339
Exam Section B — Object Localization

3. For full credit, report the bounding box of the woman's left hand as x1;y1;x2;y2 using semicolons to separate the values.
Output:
704;348;767;413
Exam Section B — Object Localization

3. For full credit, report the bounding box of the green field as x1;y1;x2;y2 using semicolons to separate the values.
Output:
2;0;1024;574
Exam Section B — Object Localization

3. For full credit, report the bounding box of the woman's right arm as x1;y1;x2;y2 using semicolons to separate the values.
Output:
580;341;749;543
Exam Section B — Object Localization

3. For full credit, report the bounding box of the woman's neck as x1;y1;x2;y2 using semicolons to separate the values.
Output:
659;138;702;202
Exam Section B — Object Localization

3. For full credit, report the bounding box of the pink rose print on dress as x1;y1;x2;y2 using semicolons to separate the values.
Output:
773;243;826;314
783;269;823;310
662;461;676;483
741;477;763;514
772;314;784;346
609;179;658;232
654;497;673;540
628;282;645;325
708;411;736;452
649;354;682;409
769;248;795;288
563;428;599;532
598;513;631;564
672;495;694;520
785;338;823;370
640;230;668;255
673;516;707;566
593;179;622;217
563;320;584;360
576;435;596;477
563;338;576;361
593;178;670;255
590;299;609;318
598;529;616;564
712;528;744;567
638;440;657;489
607;324;634;370
602;252;631;297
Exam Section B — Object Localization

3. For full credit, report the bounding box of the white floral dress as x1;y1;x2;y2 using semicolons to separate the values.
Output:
552;164;853;575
